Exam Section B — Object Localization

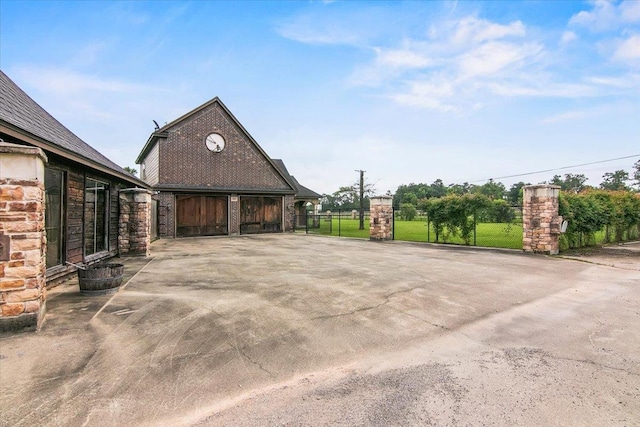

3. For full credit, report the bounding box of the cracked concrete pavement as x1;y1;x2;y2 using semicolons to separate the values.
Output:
0;235;638;426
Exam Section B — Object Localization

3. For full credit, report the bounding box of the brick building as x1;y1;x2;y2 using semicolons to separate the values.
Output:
136;97;319;237
0;71;150;332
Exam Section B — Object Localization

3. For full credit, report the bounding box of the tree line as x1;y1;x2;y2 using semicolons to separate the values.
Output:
320;160;640;212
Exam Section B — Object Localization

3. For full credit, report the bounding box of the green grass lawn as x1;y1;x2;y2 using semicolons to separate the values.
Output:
306;216;370;239
393;220;523;249
306;217;523;249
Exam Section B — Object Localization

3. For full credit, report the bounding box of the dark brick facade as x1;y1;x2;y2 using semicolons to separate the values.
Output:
158;102;292;191
139;98;298;237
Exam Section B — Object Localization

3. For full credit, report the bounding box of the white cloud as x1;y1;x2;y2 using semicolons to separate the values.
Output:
560;31;578;45
613;34;640;61
275;10;375;46
487;81;598;98
390;78;457;112
620;0;640;22
375;47;432;69
541;109;595;123
278;21;362;45
570;0;640;30
569;1;618;31
349;16;550;111
540;101;634;123
452;17;525;45
586;73;640;88
15;67;147;95
457;41;542;78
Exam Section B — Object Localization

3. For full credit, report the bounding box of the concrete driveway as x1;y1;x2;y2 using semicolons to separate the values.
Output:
1;235;638;426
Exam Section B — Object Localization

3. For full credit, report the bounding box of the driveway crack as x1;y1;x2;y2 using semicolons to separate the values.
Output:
236;346;272;376
311;287;422;321
546;354;639;376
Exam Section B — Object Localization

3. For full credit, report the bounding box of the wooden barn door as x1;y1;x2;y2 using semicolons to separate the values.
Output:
240;196;282;234
176;195;228;237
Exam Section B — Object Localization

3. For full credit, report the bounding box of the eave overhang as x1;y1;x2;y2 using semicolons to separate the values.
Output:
1;121;149;188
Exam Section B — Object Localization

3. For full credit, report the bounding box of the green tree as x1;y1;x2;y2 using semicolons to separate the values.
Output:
393;182;433;206
402;192;418;205
476;179;505;200
322;180;376;211
422;194;490;244
507;182;527;205
447;182;475;196
399;203;417;221
633;159;640;191
124;166;138;176
550;173;588;193
429;179;447;198
600;170;630;191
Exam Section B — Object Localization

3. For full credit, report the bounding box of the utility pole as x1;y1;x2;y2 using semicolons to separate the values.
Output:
356;169;365;230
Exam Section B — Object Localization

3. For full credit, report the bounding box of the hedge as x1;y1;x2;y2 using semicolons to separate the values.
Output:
558;190;640;249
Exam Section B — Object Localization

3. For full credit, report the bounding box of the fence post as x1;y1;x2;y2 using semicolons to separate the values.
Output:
305;210;308;234
522;185;562;255
427;217;430;243
392;207;395;240
369;196;393;241
338;209;341;237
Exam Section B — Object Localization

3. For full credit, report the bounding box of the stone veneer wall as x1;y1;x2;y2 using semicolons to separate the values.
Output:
284;195;295;232
369;196;394;241
0;143;47;333
522;185;562;255
118;188;153;256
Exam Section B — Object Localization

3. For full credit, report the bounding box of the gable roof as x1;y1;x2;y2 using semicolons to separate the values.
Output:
136;96;298;192
0;70;146;187
272;159;321;200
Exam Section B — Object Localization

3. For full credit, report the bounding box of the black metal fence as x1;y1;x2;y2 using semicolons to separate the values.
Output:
295;210;371;239
295;206;523;249
392;207;523;249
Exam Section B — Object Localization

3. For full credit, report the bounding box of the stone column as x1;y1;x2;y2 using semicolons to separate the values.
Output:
0;143;48;333
230;194;239;235
522;185;562;255
284;195;295;232
369;196;393;241
118;188;153;257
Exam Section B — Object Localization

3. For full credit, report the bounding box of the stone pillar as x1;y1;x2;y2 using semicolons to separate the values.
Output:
230;194;239;235
369;196;393;241
118;188;153;257
284;195;295;232
0;143;48;333
522;185;562;255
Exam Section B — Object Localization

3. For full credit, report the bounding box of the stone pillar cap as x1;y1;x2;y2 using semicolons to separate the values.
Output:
0;142;48;163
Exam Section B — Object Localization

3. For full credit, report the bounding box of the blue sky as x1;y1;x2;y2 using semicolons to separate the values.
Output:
1;0;639;195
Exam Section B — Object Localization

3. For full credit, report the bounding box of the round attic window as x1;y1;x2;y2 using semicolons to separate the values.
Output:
205;133;225;153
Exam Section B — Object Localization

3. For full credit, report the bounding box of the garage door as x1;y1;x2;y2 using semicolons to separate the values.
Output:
240;196;282;234
176;195;228;237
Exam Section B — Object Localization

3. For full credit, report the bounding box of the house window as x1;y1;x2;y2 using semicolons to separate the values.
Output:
84;178;109;256
45;168;65;268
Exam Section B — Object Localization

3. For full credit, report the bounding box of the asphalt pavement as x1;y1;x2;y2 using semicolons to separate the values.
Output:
1;235;638;426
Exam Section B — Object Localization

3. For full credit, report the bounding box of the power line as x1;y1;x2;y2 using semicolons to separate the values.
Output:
472;153;640;183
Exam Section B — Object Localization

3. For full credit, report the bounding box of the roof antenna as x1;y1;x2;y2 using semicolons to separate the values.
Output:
152;120;160;130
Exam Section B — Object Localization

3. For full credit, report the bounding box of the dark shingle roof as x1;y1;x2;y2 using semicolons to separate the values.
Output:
272;159;321;200
0;70;144;186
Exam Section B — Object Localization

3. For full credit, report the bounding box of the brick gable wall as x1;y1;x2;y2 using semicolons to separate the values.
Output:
158;102;291;191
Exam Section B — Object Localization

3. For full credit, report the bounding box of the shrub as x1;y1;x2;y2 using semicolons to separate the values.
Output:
559;190;640;248
421;194;490;244
399;203;418;221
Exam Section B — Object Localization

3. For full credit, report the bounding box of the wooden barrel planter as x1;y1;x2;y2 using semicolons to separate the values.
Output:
77;263;124;296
